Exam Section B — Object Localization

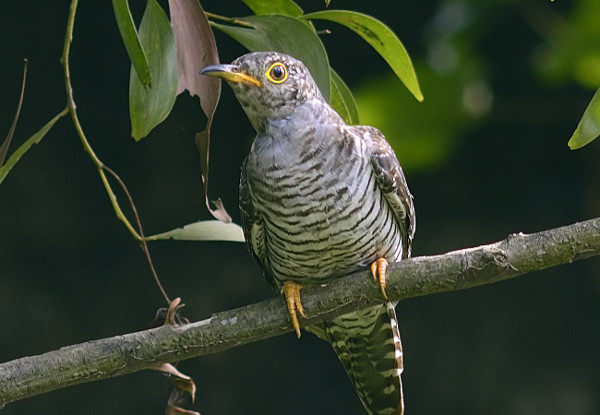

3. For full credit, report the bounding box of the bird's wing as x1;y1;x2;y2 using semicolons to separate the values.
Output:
356;125;415;258
239;157;278;290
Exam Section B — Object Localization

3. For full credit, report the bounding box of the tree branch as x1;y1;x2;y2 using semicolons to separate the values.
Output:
1;217;599;406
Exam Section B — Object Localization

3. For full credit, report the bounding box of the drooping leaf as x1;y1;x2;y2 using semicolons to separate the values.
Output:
568;86;600;149
0;59;27;168
145;220;245;242
330;68;359;125
168;0;219;102
153;363;196;399
241;0;303;16
112;0;151;85
304;10;423;102
0;108;68;186
153;363;200;415
168;0;229;222
129;0;178;140
213;15;331;101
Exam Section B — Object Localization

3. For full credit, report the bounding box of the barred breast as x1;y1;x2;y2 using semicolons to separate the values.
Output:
244;116;404;288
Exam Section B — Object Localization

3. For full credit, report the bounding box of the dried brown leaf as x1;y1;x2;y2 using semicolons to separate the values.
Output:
166;404;201;415
168;0;229;221
153;363;196;400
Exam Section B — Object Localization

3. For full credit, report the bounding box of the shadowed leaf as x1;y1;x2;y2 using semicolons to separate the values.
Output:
0;59;28;168
304;10;423;102
241;0;303;16
112;0;151;85
145;220;245;242
330;68;359;124
0;108;68;186
168;0;228;221
568;86;600;149
129;0;177;140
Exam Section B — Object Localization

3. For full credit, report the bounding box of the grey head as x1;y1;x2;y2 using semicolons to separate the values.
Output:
201;52;325;132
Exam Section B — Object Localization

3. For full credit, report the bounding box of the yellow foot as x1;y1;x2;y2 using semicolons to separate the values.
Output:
283;281;306;339
370;258;389;300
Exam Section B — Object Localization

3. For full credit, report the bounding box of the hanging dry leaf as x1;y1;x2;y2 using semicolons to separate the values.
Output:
166;389;201;415
154;363;200;414
168;0;230;222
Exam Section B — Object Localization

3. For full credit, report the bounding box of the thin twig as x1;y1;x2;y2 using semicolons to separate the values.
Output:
204;11;253;27
103;165;170;303
60;0;169;304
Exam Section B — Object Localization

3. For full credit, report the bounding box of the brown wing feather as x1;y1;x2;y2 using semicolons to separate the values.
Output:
358;126;415;259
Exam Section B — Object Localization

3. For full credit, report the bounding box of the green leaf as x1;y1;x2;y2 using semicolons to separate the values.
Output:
568;87;600;149
241;0;303;16
210;22;269;51
212;15;331;101
304;10;423;102
0;108;68;186
112;0;151;85
145;220;245;242
330;68;359;124
129;0;178;140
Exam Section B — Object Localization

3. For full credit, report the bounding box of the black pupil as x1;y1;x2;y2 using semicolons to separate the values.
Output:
271;65;285;80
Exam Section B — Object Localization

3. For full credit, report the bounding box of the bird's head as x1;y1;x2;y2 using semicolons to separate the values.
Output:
201;52;324;131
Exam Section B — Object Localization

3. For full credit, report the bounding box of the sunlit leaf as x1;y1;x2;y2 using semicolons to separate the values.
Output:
168;0;229;222
145;220;245;242
112;0;151;85
304;10;423;102
568;86;600;149
330;68;359;124
0;108;68;186
213;15;331;101
129;0;177;140
241;0;303;16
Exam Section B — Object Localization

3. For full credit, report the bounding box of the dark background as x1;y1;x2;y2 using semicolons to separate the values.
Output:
1;1;599;414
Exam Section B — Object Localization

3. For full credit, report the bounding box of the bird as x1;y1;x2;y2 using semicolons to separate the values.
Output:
201;51;415;415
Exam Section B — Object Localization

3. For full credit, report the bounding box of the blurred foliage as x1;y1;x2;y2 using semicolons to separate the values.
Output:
355;0;600;172
534;0;600;88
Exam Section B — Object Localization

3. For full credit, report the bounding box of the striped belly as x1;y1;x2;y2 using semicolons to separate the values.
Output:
248;154;403;286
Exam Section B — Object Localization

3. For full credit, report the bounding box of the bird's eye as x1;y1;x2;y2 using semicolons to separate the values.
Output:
265;62;288;84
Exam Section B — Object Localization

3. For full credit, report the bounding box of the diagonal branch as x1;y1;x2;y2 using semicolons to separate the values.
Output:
1;217;599;406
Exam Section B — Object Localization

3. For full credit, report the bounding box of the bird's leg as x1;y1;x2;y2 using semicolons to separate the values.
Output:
370;258;389;300
282;281;306;338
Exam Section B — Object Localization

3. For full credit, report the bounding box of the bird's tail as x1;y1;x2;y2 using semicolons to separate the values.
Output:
308;302;404;415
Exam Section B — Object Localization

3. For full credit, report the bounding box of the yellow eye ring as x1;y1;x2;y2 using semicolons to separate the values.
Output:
265;62;288;84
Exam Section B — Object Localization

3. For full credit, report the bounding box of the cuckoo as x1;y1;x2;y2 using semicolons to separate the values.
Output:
202;52;415;415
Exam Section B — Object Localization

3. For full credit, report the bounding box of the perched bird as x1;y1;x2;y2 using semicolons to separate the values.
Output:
202;52;415;415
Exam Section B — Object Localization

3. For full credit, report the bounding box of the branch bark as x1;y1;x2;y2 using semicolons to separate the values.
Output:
1;217;599;406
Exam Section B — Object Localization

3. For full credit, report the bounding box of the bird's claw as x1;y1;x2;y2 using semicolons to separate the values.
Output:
283;281;306;338
370;258;389;300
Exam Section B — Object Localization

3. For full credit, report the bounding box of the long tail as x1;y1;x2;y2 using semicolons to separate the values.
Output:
308;302;404;415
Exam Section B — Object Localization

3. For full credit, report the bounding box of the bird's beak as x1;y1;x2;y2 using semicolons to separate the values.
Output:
200;64;262;87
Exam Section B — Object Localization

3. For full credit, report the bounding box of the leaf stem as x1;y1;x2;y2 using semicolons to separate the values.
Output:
204;11;253;27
